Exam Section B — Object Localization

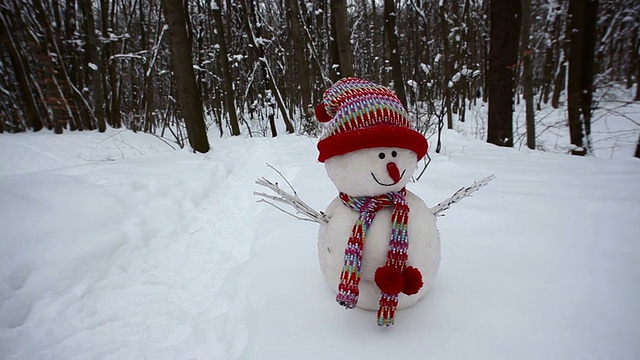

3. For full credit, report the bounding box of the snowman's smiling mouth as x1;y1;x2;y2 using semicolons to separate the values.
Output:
371;170;406;186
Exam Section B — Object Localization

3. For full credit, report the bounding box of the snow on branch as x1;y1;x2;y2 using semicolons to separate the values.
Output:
430;175;496;216
254;164;330;225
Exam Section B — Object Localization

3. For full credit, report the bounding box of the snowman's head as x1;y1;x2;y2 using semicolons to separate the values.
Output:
315;77;428;195
325;147;418;196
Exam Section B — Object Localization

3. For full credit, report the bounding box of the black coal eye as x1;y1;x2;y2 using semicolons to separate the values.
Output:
391;151;397;157
378;152;386;159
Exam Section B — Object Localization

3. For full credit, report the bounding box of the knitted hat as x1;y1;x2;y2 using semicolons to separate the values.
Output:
315;77;427;163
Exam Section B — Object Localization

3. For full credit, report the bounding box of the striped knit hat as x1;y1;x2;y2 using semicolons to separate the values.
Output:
315;77;427;162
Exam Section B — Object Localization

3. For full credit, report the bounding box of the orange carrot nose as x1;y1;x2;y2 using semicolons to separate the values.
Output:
387;162;401;183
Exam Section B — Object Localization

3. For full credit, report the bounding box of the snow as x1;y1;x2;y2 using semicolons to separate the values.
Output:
1;116;640;359
420;63;431;75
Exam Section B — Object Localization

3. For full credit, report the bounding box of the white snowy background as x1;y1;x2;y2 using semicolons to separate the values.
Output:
1;101;640;359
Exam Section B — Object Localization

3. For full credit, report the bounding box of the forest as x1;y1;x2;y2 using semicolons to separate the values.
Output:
0;0;639;156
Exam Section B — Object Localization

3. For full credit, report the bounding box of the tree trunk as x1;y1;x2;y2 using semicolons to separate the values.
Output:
384;0;407;108
330;0;354;78
0;12;42;131
213;0;241;136
542;47;553;105
161;0;210;153
521;0;535;150
634;23;640;102
438;2;453;129
286;0;313;133
80;0;106;132
99;0;112;126
329;11;341;82
635;132;640;158
567;0;598;156
33;0;76;134
240;0;294;134
487;0;521;147
551;1;570;110
551;62;566;109
627;25;637;90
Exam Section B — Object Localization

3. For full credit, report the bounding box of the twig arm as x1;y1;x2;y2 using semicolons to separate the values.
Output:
430;175;495;216
254;168;330;225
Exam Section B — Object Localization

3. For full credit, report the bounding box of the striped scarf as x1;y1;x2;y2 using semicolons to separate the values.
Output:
337;188;422;326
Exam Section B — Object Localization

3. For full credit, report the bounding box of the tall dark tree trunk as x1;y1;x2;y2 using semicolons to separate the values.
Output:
551;0;569;110
627;25;637;90
99;0;113;126
330;0;354;78
213;0;240;136
80;0;106;132
635;133;640;158
161;0;210;153
0;12;42;131
329;12;341;82
521;0;535;150
541;47;554;105
567;0;598;156
438;1;454;128
487;0;521;147
634;23;640;102
384;0;407;108
287;0;314;133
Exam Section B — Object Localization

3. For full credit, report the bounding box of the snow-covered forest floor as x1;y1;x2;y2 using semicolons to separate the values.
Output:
1;98;640;360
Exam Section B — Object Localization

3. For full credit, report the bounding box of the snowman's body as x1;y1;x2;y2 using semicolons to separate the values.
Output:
317;146;441;311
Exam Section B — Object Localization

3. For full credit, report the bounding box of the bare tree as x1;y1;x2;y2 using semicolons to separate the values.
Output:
0;11;42;131
160;0;210;153
438;1;454;128
239;0;294;135
634;21;640;102
79;0;106;132
212;0;240;136
521;0;535;149
567;0;599;156
384;0;407;108
330;0;354;78
287;0;314;133
487;0;521;147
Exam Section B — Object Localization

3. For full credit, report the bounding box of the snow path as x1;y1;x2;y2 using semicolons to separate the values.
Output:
0;133;315;359
1;129;640;359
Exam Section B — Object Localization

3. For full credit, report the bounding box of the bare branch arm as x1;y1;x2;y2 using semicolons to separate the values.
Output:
430;175;496;216
254;165;330;225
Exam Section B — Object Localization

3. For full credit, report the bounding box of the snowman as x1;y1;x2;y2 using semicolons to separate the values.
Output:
314;77;441;327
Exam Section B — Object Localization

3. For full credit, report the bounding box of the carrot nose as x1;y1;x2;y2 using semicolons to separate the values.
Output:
387;162;401;183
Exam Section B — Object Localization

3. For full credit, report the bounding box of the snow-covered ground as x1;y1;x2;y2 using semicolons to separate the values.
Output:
1;106;640;359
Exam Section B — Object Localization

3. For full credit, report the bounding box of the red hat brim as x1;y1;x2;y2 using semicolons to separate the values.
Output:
317;125;428;162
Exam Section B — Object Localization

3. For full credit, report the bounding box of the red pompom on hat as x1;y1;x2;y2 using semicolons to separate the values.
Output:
315;77;428;162
315;103;332;123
